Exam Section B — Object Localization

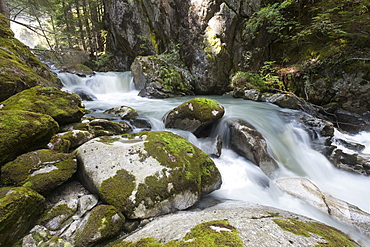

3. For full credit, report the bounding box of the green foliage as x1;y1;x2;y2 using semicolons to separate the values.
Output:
243;0;299;42
157;44;182;66
232;61;283;91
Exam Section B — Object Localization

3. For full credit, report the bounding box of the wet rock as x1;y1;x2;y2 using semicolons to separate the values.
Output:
1;149;77;196
88;119;132;136
277;177;370;238
129;118;152;130
227;119;279;177
199;135;223;158
76;131;221;219
104;105;139;120
163;98;225;136
72;87;97;101
0;187;45;246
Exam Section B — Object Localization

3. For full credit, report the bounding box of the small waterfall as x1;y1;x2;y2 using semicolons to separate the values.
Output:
58;71;135;98
57;72;370;244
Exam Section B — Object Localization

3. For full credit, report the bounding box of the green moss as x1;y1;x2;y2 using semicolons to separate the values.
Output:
1;149;77;196
0;187;46;246
120;131;220;215
0;110;59;166
74;204;125;246
114;220;243;247
100;169;136;212
272;218;356;247
39;203;75;226
1;86;85;125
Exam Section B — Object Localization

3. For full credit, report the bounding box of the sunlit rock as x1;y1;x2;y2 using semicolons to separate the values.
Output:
1;149;77;196
76;131;221;219
277;177;370;237
163;98;225;136
104;105;139;120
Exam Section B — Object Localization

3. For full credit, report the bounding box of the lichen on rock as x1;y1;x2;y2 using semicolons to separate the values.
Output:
0;149;77;196
76;131;221;219
163;98;225;136
1;86;85;125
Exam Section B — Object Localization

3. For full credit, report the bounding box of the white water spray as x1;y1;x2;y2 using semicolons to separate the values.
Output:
60;72;370;244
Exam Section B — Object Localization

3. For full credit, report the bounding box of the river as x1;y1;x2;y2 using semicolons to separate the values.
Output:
58;71;370;244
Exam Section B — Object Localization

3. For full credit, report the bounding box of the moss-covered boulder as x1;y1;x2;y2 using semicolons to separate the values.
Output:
1;86;85;125
1;149;77;196
76;131;221;219
0;110;59;166
131;56;194;99
73;204;125;247
0;186;46;246
112;201;359;246
0;14;59;102
163;98;225;136
88;119;132;137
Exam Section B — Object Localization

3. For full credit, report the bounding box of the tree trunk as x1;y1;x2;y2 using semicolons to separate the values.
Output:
0;0;10;20
74;0;87;51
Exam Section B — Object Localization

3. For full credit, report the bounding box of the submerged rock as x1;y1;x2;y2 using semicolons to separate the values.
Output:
227;119;279;177
0;187;45;246
1;86;85;125
0;149;77;196
76;131;221;219
163;98;225;136
0;110;59;166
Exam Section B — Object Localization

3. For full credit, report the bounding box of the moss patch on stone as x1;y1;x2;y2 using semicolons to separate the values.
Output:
0;187;46;246
74;204;125;247
100;169;136;212
1;86;85;125
0;14;58;101
0;110;59;166
114;220;243;246
39;203;75;227
272;218;356;247
1;149;77;196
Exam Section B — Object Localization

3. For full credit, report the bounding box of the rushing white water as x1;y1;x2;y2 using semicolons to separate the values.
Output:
59;72;370;244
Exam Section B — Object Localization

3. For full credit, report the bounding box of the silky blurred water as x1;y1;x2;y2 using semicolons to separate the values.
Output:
59;71;370;244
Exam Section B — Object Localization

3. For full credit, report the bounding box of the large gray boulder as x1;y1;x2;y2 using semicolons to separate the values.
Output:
277;177;370;238
76;131;222;219
111;201;360;246
163;98;225;136
0;149;77;196
228;119;279;177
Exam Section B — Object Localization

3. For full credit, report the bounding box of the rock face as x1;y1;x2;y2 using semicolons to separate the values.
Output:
76;131;222;219
1;149;77;196
114;201;359;246
277;177;370;238
0;14;59;102
106;0;261;95
0;187;45;247
0;110;59;166
163;98;225;136
1;86;85;126
131;56;194;98
228;119;279;177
